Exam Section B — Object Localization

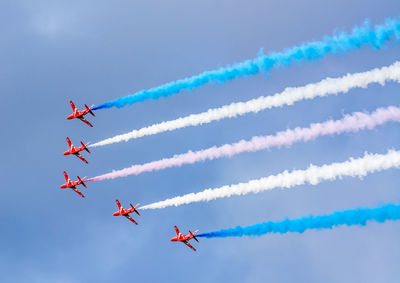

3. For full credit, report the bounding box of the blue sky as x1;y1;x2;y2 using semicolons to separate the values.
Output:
1;1;400;282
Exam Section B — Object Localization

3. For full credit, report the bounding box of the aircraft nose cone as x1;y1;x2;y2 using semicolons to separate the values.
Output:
63;151;68;155
112;212;118;216
170;238;176;242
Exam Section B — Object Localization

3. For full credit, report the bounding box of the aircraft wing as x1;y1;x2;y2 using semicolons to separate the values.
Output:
174;225;180;236
116;199;122;209
78;116;93;127
184;241;196;251
63;171;70;182
70;101;77;111
66;137;72;148
72;187;85;198
125;214;138;225
75;153;88;164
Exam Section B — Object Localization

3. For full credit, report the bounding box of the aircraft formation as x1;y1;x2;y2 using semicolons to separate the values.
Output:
62;101;199;251
60;17;400;252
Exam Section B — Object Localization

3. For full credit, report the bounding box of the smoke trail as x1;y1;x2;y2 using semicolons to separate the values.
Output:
88;106;400;181
197;203;400;238
90;62;400;147
140;149;400;209
93;17;400;111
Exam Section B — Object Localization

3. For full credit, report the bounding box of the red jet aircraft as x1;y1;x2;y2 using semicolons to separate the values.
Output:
60;171;87;198
170;225;199;251
67;101;95;127
112;199;140;225
63;137;91;164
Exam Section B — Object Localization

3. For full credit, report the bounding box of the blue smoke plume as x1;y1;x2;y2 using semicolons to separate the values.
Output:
197;203;400;238
94;17;400;110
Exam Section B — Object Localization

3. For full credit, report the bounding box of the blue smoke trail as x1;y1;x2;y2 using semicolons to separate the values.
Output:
94;17;400;110
197;203;400;238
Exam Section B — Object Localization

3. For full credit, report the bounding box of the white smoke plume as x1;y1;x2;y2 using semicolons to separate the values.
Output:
141;150;400;209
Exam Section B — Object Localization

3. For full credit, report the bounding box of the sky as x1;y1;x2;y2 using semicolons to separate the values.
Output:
1;1;400;282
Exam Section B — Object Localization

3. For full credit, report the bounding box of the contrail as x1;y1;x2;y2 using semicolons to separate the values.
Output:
93;17;400;111
88;106;400;181
90;61;400;147
140;149;400;209
197;203;400;238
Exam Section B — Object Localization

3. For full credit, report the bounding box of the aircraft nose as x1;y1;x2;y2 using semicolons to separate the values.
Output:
112;212;118;216
63;151;68;155
170;238;176;242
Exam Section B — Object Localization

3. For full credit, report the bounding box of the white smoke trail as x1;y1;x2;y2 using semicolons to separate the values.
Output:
91;62;400;147
141;149;400;209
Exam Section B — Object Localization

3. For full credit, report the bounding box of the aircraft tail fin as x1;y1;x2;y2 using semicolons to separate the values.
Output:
77;176;87;188
131;204;140;216
81;141;91;154
85;104;96;117
190;230;199;242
